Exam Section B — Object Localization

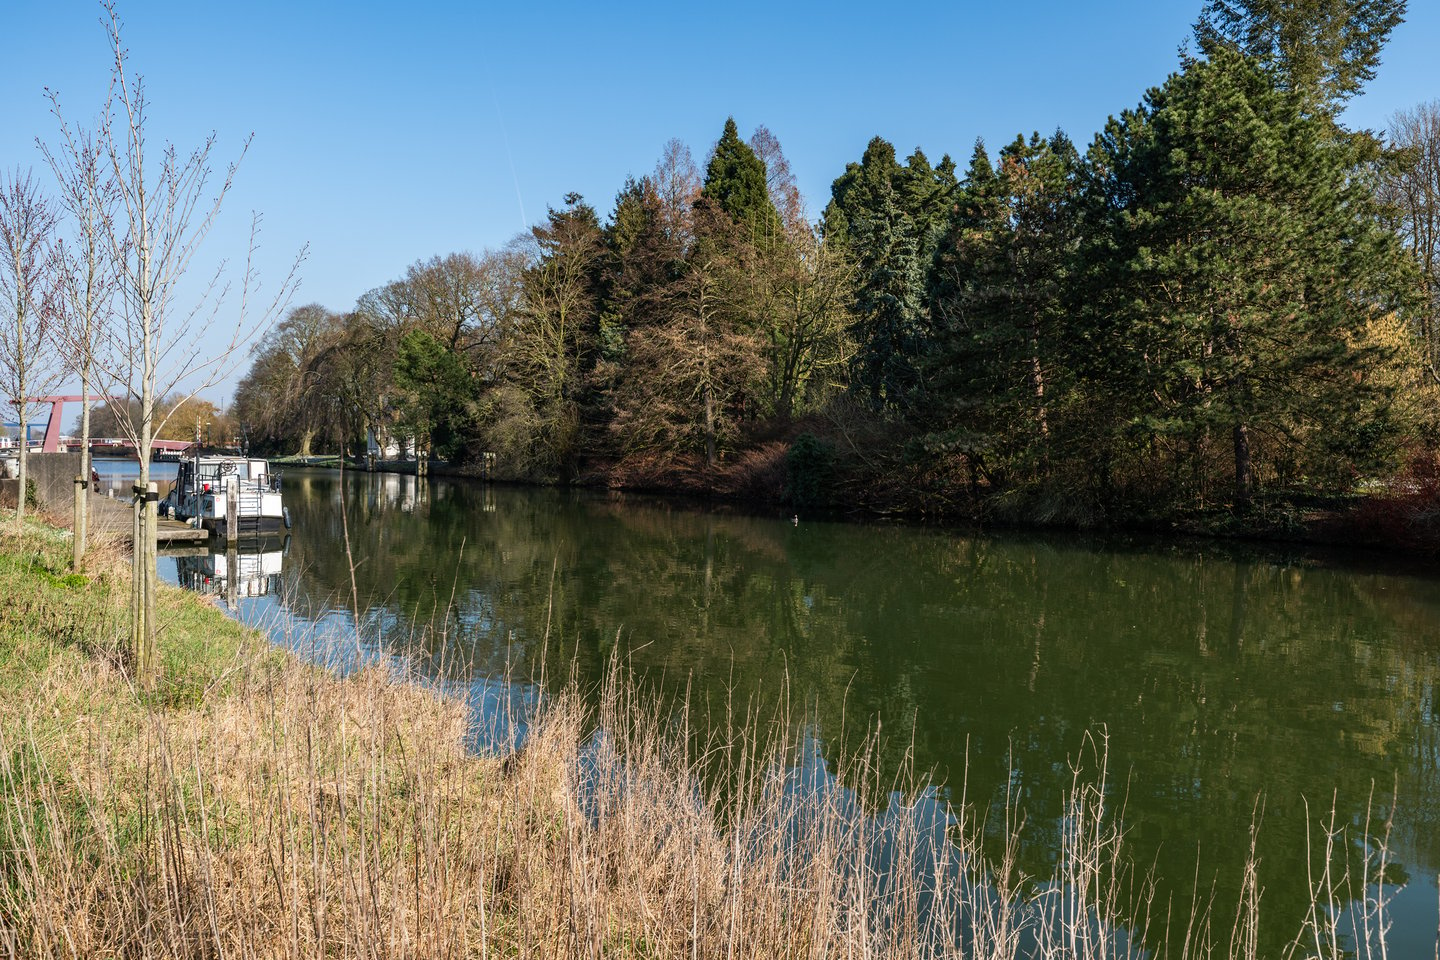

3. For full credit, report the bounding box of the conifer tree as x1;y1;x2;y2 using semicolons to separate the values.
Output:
596;175;679;443
925;133;1082;486
598;178;650;364
1088;46;1417;509
825;138;959;410
499;194;607;479
702;118;783;250
393;328;473;461
1194;0;1405;111
897;148;959;255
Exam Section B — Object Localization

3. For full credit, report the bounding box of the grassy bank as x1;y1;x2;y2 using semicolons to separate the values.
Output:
0;515;1414;958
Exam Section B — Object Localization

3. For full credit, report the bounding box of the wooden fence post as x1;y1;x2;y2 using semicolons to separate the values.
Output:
72;475;85;569
144;482;157;685
225;477;238;544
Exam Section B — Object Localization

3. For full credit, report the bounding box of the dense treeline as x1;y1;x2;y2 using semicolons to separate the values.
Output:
234;0;1440;525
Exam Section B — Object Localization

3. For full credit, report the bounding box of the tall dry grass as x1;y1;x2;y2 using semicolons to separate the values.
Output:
0;516;1418;958
0;647;1411;959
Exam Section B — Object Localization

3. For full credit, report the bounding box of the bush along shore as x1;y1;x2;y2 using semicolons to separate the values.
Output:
313;443;1440;558
0;513;1419;958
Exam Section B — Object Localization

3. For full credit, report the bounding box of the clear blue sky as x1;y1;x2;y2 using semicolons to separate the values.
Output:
3;1;1436;399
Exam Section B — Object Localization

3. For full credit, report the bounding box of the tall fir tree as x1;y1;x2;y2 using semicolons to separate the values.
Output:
702;118;783;250
825;137;957;409
1194;0;1405;111
925;132;1083;489
1086;45;1418;509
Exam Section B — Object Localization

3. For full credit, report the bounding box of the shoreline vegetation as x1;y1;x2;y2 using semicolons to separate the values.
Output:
278;453;1440;559
210;15;1440;555
1;512;1421;958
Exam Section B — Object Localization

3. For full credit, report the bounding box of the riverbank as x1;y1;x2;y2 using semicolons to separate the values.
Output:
2;513;1410;957
319;443;1440;557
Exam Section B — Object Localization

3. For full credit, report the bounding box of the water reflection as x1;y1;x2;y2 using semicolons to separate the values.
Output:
170;538;286;605
161;468;1440;956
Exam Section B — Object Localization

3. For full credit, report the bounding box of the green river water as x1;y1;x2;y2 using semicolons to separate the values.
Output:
159;467;1440;955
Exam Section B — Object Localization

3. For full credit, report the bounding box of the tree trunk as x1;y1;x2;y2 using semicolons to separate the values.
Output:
1029;328;1048;442
131;489;141;669
1233;420;1252;512
703;383;717;469
1029;324;1049;480
143;482;157;683
15;406;27;527
74;380;91;568
134;220;157;688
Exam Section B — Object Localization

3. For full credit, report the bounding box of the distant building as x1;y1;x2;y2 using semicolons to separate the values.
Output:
366;427;413;460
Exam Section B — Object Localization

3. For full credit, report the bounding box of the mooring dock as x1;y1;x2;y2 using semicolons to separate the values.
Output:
88;496;210;544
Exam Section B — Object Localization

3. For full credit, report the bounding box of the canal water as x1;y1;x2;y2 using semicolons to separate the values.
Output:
158;467;1440;955
92;457;178;498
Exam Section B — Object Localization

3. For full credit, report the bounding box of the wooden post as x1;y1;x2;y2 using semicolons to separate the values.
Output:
130;481;158;686
225;543;239;609
72;475;85;570
144;482;157;684
131;484;142;669
225;477;238;544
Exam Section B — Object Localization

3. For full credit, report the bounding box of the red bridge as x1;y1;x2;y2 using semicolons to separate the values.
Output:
8;396;194;456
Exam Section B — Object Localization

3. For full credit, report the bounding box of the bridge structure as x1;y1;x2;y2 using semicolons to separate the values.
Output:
2;396;193;457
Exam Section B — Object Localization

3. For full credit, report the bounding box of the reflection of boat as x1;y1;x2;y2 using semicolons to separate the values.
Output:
174;542;285;599
164;455;288;535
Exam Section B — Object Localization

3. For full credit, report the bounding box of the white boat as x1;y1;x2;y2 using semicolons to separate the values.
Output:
164;455;289;535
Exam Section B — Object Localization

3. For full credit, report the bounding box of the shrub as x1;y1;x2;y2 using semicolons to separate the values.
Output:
784;433;835;508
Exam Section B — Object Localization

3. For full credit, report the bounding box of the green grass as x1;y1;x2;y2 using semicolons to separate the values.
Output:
2;522;262;677
269;454;344;468
0;516;283;752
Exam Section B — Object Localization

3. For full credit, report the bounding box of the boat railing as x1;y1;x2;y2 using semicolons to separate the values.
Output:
191;473;276;495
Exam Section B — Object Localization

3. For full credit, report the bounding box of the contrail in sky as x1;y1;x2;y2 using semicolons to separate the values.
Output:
487;81;527;231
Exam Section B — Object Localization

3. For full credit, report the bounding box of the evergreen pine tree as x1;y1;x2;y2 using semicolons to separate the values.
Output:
1088;46;1418;509
925;133;1082;489
1194;0;1405;111
825;137;957;408
702;118;783;249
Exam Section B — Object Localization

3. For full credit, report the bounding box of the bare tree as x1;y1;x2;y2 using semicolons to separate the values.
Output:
0;169;61;528
65;2;303;678
40;104;119;565
749;124;807;240
403;252;488;351
763;225;855;420
396;246;529;388
1382;101;1440;379
233;303;343;456
612;203;762;468
653;139;701;248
